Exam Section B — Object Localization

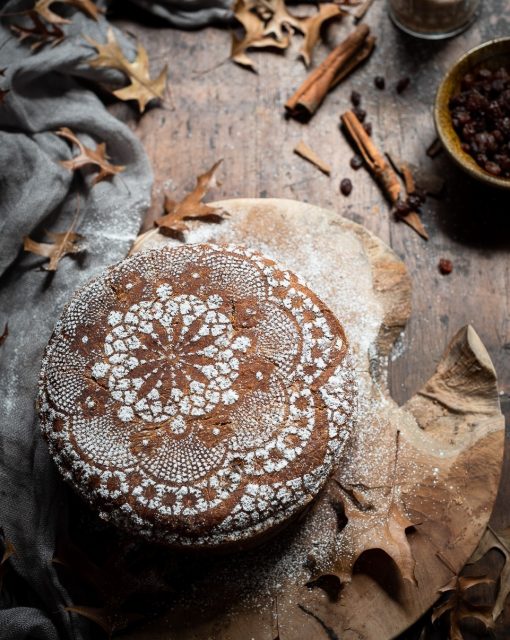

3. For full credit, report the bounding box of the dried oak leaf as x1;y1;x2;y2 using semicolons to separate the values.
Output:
33;0;100;25
298;3;344;67
24;227;85;271
57;127;125;184
11;11;64;50
157;160;225;236
0;68;8;104
432;575;495;640
66;605;143;635
0;535;16;592
232;0;343;70
231;0;293;71
469;525;510;620
323;487;418;584
0;324;8;347
129;160;225;254
259;0;302;42
86;27;167;113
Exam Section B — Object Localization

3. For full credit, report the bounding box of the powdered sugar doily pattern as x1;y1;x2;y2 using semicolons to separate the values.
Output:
38;244;357;547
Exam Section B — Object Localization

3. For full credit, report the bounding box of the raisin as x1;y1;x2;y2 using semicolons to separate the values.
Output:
353;107;366;123
394;199;410;218
350;90;361;107
438;259;453;275
340;178;353;196
396;77;410;94
350;154;363;170
484;161;502;176
407;194;423;210
363;122;372;136
374;76;385;90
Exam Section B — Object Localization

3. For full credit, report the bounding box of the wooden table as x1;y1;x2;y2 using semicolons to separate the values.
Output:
110;1;510;635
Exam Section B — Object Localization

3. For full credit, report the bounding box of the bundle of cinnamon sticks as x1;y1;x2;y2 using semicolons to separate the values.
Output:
285;23;375;120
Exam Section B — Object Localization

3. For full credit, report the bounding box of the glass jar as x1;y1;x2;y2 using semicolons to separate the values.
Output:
388;0;480;39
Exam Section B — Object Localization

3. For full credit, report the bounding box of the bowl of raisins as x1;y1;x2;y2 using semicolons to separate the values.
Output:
435;38;510;189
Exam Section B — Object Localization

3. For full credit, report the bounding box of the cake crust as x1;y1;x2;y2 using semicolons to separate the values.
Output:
38;244;357;547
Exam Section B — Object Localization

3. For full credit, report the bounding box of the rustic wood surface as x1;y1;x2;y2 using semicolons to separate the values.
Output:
106;1;510;637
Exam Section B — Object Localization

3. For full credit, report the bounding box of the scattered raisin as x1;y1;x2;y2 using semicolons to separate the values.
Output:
350;154;363;170
374;76;385;90
340;178;353;196
394;199;410;218
438;259;453;275
353;106;366;123
350;90;361;107
396;77;410;94
407;194;423;210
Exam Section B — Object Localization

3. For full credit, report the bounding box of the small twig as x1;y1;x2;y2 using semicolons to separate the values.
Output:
352;0;375;21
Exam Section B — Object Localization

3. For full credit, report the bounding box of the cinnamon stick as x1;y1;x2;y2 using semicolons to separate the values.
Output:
340;110;402;203
331;35;376;90
285;24;373;120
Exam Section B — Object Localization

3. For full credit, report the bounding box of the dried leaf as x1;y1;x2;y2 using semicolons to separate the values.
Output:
0;324;8;347
232;0;345;70
469;525;510;620
66;605;143;635
231;0;291;71
86;27;167;113
56;127;125;184
11;11;64;50
298;4;343;67
33;0;100;25
261;0;302;41
156;160;225;236
24;227;85;271
293;141;331;175
129;161;225;253
0;536;16;591
0;71;8;103
432;575;495;639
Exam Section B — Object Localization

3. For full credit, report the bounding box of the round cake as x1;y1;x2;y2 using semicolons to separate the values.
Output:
38;244;357;547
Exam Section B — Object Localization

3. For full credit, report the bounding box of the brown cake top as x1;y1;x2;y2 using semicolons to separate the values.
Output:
38;244;357;547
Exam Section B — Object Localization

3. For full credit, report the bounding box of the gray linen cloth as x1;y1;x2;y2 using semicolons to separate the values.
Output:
0;0;230;637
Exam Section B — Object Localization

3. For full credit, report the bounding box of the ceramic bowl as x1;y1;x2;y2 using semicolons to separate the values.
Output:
434;37;510;189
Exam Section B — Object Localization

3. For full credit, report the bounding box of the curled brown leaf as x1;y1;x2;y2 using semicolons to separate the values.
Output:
24;227;85;271
86;27;167;113
56;127;125;185
33;0;100;25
